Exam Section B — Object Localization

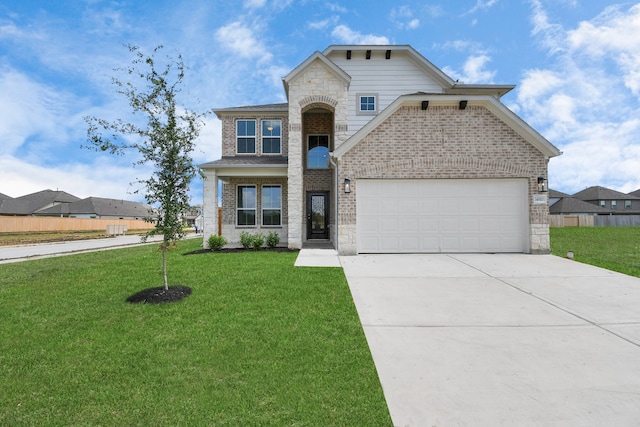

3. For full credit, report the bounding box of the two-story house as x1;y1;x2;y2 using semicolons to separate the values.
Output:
200;45;562;255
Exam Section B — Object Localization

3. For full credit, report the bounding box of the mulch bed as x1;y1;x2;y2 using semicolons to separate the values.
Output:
183;247;298;255
126;285;192;304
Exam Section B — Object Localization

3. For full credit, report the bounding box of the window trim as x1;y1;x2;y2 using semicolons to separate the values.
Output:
236;185;257;227
261;119;282;155
611;200;617;209
356;93;378;116
236;119;257;154
625;200;632;209
261;184;282;227
599;200;606;208
307;134;330;169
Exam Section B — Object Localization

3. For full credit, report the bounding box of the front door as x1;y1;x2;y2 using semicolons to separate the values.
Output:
306;192;329;240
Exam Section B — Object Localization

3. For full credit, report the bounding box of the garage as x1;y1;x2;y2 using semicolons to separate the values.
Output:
356;178;529;253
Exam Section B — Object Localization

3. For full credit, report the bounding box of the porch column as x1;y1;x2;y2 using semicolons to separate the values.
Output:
202;169;218;247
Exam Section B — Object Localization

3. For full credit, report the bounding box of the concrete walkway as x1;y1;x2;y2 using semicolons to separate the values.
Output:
340;254;640;426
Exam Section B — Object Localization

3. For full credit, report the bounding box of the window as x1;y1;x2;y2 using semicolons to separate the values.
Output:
237;120;256;154
262;120;281;154
237;185;256;226
625;200;632;209
611;200;617;209
356;93;378;115
308;135;329;169
599;200;606;208
262;185;282;226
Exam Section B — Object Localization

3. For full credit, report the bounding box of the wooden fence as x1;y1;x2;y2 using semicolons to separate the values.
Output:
0;216;156;233
550;215;640;227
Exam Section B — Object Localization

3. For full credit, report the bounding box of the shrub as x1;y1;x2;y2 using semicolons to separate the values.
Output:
266;231;280;248
251;233;265;250
207;235;227;251
239;231;253;249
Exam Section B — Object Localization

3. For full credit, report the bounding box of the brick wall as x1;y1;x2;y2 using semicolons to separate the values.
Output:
338;105;550;254
219;113;289;157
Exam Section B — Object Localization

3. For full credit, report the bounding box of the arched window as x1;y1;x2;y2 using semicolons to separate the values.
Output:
307;135;329;169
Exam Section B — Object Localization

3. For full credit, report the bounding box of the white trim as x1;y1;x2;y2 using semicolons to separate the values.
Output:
236;184;257;226
261;184;282;227
261;119;282;155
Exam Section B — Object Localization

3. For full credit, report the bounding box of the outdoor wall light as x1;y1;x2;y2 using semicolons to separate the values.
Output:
537;177;548;193
344;178;351;193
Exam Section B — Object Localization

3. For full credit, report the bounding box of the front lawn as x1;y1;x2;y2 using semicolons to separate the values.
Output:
550;227;640;278
0;239;392;426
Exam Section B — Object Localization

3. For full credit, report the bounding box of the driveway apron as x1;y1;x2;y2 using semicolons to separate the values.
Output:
340;254;640;427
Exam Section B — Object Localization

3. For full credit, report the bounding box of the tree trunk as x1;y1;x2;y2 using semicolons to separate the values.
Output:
162;243;168;291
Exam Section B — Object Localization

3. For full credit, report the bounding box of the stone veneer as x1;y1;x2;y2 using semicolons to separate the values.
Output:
285;60;349;249
336;105;550;255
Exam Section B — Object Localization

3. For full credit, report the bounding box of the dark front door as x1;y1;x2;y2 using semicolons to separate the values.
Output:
307;192;329;240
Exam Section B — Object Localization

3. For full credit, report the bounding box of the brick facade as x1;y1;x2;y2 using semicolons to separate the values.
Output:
219;113;289;157
337;105;550;254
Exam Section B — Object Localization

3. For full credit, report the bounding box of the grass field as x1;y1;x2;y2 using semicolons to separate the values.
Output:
0;239;392;426
550;227;640;278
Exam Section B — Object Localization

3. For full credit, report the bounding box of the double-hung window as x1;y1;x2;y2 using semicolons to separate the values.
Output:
237;120;256;154
262;185;282;226
237;185;256;226
611;200;617;209
625;200;632;209
262;120;281;154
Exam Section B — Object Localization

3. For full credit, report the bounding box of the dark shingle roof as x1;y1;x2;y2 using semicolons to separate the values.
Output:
549;188;571;198
200;156;288;169
549;197;610;214
573;186;640;201
12;189;82;214
629;188;640;197
0;192;12;200
34;197;153;218
214;103;288;117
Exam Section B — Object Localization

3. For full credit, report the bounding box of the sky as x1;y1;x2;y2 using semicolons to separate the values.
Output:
1;0;639;204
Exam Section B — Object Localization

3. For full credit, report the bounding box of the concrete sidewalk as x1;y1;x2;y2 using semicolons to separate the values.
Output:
0;234;201;264
340;254;640;426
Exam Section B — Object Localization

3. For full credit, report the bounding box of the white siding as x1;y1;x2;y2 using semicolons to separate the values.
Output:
327;50;444;136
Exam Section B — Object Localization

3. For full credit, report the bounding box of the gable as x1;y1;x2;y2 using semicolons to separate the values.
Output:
334;94;561;159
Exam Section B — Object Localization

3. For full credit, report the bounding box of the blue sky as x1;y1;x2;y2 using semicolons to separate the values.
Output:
1;0;639;204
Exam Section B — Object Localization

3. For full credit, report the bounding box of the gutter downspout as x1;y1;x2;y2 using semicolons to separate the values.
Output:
329;154;339;253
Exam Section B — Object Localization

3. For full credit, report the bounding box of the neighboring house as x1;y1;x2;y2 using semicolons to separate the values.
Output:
200;45;562;254
573;186;640;214
549;196;610;215
629;188;640;198
0;189;80;216
33;197;153;220
549;189;570;207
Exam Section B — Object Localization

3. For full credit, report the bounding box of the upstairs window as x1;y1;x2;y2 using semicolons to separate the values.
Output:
262;120;281;154
357;93;378;115
237;185;256;226
611;200;617;209
625;200;632;209
599;200;606;208
237;120;256;154
308;135;329;169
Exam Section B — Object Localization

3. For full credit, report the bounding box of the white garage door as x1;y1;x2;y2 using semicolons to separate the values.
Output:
357;179;529;253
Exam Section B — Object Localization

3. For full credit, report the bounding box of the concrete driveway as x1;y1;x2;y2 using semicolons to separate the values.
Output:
340;254;640;427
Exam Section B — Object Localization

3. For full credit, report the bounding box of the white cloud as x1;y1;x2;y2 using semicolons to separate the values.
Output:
244;0;267;8
390;6;420;30
331;25;389;45
215;22;271;62
443;55;496;83
327;3;348;13
519;2;640;194
468;0;499;15
308;16;339;30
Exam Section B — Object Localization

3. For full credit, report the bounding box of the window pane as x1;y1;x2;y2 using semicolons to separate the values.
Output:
308;146;329;168
262;186;281;209
360;96;375;111
237;120;255;137
262;210;281;226
237;137;256;153
263;138;280;154
237;186;256;208
237;210;256;226
262;120;281;136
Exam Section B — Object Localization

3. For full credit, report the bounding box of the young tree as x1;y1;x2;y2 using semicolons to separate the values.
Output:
85;45;206;292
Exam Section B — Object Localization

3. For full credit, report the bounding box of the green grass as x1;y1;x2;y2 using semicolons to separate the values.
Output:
550;227;640;278
0;240;392;426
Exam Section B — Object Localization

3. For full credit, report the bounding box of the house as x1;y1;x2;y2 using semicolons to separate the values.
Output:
628;188;640;198
0;189;80;216
200;45;562;254
573;186;640;214
33;197;153;220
